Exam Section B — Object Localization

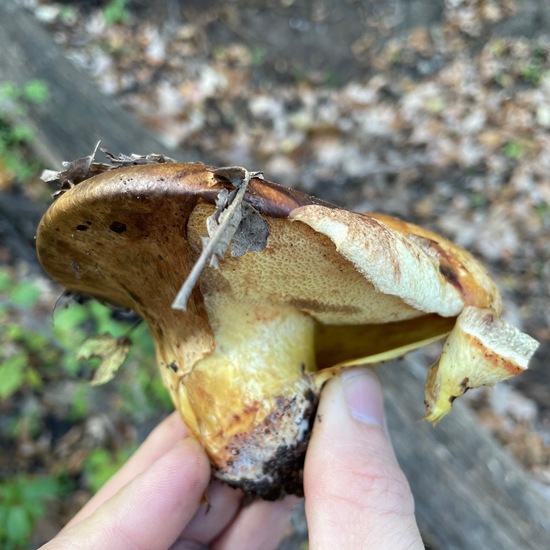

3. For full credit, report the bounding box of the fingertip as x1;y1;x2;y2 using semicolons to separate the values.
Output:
163;436;212;495
211;494;300;550
153;410;190;443
79;436;211;550
304;368;422;549
180;479;242;545
341;368;386;429
310;368;391;454
306;370;394;494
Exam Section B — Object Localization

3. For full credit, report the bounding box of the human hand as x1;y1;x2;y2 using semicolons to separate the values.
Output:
304;368;423;549
39;412;298;550
41;367;422;550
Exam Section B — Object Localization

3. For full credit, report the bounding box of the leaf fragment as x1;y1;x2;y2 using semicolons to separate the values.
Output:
42;141;108;198
231;202;269;257
77;334;132;386
100;150;177;166
42;147;177;200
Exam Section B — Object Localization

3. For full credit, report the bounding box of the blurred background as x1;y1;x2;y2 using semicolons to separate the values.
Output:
0;0;549;548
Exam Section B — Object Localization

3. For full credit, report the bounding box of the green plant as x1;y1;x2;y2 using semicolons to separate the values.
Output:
0;273;47;399
119;353;173;422
503;139;526;160
0;354;26;400
521;47;548;86
470;192;488;208
250;45;268;67
59;5;77;25
0;81;50;105
68;383;93;421
83;445;136;493
102;0;131;25
9;281;41;308
1;266;172;541
0;474;61;549
0;80;49;181
0;267;159;404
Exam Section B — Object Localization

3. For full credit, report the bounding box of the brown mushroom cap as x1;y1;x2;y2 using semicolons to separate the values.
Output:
36;161;539;498
36;162;465;370
36;162;474;372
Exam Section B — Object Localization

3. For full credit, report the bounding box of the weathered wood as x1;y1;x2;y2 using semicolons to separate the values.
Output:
0;188;44;268
0;1;214;169
380;356;550;549
1;3;548;549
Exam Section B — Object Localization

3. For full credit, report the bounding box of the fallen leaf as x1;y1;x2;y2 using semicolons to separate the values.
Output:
77;334;132;386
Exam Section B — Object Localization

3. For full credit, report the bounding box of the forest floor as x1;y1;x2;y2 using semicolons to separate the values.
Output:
1;0;549;547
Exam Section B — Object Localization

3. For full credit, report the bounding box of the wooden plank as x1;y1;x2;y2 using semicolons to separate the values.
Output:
0;1;213;168
380;356;550;549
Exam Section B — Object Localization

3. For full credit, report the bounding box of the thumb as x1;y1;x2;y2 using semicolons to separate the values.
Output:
304;368;423;550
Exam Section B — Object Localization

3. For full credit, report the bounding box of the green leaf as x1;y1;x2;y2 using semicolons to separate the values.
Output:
5;323;24;341
77;334;132;385
84;446;135;493
53;305;88;339
84;448;114;492
103;0;131;25
0;82;20;104
10;124;35;143
0;503;8;525
25;367;42;390
10;281;41;307
21;500;44;521
21;476;59;501
6;505;31;544
0;269;13;292
69;384;91;420
24;330;48;352
0;355;26;399
89;301;126;336
23;80;50;103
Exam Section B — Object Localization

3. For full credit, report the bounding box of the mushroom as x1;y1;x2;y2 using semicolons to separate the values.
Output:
36;158;539;499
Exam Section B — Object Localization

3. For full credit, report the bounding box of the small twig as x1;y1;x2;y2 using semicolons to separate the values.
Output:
172;167;260;311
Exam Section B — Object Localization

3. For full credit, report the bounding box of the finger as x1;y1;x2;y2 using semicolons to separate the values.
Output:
41;437;210;550
304;368;423;550
170;479;243;548
65;411;189;528
212;495;300;550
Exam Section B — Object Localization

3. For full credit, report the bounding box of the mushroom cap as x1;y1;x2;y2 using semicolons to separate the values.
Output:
36;161;500;379
36;161;499;331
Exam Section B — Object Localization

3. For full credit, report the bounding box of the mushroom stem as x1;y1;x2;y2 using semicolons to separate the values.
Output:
166;300;318;498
